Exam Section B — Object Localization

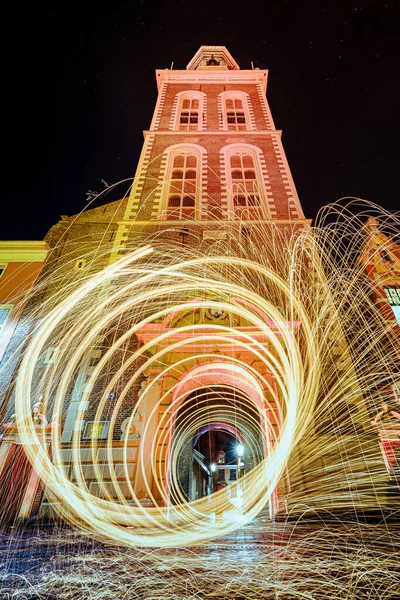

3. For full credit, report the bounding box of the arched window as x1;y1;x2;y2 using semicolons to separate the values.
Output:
220;92;251;131
230;154;260;216
166;153;198;220
174;92;205;131
179;98;199;130
223;145;266;220
226;98;246;130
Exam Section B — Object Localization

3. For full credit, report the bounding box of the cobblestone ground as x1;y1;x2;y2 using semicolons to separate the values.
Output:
1;515;400;599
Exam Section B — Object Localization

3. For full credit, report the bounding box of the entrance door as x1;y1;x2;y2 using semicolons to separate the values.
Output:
0;444;32;526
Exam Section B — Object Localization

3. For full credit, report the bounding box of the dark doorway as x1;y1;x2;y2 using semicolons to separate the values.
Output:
0;444;32;527
195;429;239;466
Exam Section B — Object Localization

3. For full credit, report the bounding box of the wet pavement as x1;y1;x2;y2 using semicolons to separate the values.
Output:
1;516;400;599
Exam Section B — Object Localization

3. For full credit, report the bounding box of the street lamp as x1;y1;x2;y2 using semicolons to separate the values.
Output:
209;462;217;496
236;444;244;482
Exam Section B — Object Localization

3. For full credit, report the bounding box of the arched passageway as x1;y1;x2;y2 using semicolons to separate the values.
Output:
170;385;265;504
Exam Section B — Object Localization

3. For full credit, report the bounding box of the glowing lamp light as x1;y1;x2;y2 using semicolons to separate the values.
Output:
210;463;217;472
236;444;244;457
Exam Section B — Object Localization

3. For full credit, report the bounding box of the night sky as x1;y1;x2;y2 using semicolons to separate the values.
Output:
2;1;399;241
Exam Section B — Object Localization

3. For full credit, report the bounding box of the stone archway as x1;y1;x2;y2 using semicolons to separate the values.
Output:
170;384;265;504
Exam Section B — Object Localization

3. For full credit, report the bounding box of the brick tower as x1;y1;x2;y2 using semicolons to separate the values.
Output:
109;45;306;264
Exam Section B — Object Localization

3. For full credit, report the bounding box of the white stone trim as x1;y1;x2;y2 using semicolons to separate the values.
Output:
168;93;180;131
218;94;224;131
270;134;304;219
155;70;269;92
256;82;275;130
150;82;167;131
245;95;257;131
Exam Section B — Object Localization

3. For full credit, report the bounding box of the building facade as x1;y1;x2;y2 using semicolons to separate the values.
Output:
360;218;400;473
0;241;49;400
0;241;49;523
0;47;389;525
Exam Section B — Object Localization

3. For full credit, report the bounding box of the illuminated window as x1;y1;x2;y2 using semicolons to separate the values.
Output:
384;286;400;325
74;258;86;271
0;264;7;279
83;420;110;440
0;306;11;332
229;153;262;219
166;154;197;220
225;98;246;130
179;98;199;131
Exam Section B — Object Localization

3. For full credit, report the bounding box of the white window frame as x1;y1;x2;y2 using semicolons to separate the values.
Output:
174;91;206;132
222;144;268;220
160;143;206;221
219;91;251;131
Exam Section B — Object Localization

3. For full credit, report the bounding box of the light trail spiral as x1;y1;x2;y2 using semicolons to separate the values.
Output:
14;245;320;547
9;198;399;548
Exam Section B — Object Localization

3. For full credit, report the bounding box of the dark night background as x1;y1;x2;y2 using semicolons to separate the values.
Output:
2;0;399;240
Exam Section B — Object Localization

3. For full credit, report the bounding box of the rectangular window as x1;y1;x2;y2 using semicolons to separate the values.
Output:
230;154;263;219
384;286;400;325
225;99;247;130
83;421;110;440
166;154;197;220
179;98;200;131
